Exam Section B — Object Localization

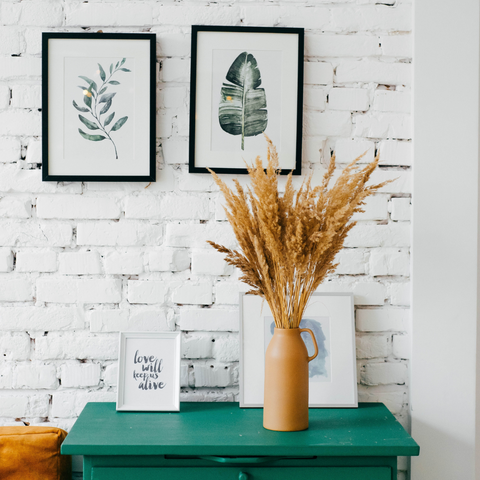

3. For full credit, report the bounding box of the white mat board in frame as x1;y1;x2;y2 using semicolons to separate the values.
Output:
117;331;181;412
239;292;357;408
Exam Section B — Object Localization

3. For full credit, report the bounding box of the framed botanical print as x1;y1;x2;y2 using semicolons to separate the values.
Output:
240;292;358;408
189;26;304;175
42;33;156;182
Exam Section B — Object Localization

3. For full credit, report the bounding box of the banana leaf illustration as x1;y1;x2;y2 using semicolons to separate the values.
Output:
219;52;267;150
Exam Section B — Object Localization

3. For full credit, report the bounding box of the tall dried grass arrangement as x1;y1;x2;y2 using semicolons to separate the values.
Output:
208;137;390;329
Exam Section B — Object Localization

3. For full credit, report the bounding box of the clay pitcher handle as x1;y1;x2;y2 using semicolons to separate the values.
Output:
299;328;318;362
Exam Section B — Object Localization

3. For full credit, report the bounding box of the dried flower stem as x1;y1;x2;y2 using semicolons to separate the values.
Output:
208;136;390;329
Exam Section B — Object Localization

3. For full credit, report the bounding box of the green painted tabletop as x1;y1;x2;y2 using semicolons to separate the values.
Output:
61;402;419;458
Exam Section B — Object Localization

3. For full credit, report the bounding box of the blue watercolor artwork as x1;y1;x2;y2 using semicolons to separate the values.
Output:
264;316;331;382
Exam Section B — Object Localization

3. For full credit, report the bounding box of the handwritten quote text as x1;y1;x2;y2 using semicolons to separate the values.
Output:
132;350;166;391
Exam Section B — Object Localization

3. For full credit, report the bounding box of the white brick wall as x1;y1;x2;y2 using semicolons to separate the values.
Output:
173;281;213;305
87;308;170;333
11;85;42;109
369;249;410;276
328;88;370;111
373;90;411;113
37;196;121;220
192;250;233;276
390;198;411;221
0;332;31;361
148;248;190;272
0;278;33;301
0;248;13;272
0;197;31;218
60;364;101;388
0;2;412;477
37;278;122;304
14;364;59;390
104;252;144;275
0;138;21;163
59;252;102;275
333;138;375;164
127;280;168;304
16;250;57;273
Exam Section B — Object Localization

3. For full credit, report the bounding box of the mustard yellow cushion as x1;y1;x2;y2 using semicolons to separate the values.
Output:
0;426;71;480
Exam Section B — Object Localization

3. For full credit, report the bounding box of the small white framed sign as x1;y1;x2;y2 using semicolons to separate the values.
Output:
240;292;357;408
116;332;181;412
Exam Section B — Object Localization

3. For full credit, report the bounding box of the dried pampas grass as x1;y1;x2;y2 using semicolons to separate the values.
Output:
208;137;390;329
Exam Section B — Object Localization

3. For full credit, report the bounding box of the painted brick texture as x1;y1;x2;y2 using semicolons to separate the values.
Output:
0;1;411;476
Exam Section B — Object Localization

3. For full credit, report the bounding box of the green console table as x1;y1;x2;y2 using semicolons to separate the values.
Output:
62;402;419;480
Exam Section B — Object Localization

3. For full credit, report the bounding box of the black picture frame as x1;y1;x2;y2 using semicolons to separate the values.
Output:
42;32;156;182
189;25;304;175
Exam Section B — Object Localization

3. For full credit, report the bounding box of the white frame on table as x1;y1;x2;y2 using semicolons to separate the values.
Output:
239;292;357;408
117;331;181;412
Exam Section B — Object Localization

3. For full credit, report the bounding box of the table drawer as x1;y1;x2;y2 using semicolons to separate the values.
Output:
91;466;391;480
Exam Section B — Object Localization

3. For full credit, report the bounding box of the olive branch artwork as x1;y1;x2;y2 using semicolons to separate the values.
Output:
73;58;131;159
219;52;268;150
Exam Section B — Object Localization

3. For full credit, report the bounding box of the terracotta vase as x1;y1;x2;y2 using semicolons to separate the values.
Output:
263;327;318;432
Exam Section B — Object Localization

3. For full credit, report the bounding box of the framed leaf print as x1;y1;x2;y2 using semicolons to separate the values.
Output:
189;26;304;175
42;33;156;182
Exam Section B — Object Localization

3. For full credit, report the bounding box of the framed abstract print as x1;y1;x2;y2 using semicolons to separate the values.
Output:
240;292;357;408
